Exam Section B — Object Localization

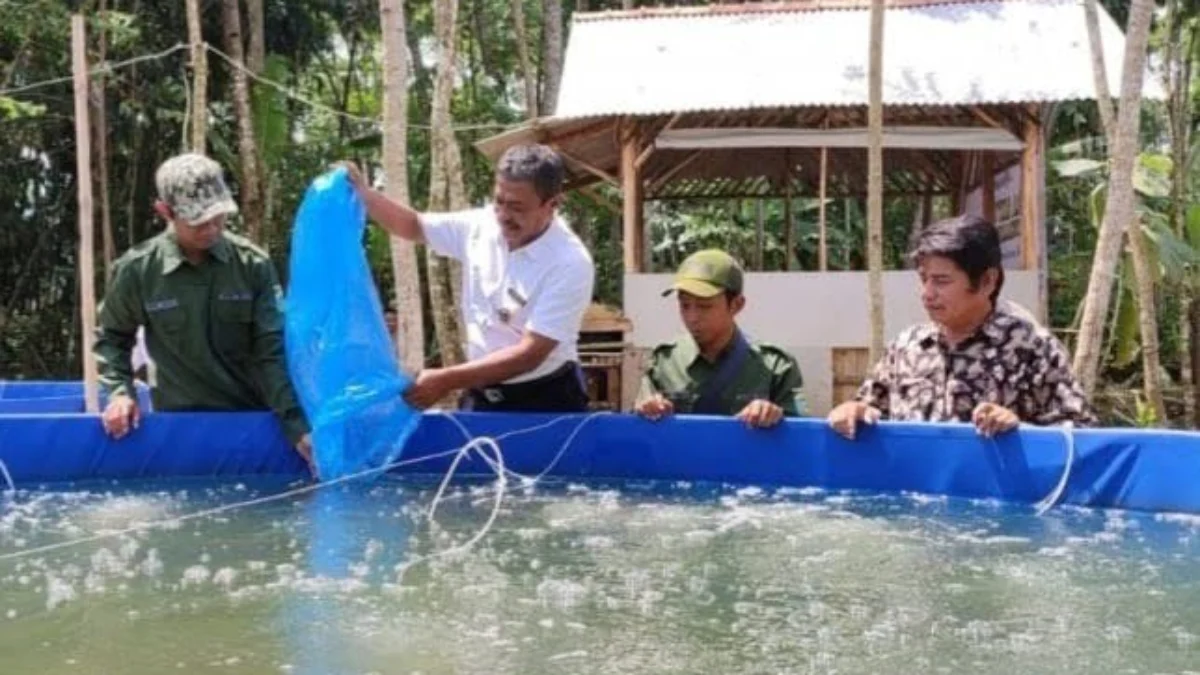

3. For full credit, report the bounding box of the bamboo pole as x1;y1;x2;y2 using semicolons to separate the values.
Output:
621;125;643;273
1020;119;1041;270
1021;109;1047;322
186;0;208;152
783;174;795;271
982;153;996;223
818;146;829;271
866;0;886;362
754;199;765;270
73;15;99;414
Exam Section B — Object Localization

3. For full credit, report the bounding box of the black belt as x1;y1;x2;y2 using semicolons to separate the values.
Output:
463;361;587;413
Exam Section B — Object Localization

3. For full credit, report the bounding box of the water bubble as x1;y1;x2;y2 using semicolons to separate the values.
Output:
213;567;238;589
181;565;211;588
45;575;77;611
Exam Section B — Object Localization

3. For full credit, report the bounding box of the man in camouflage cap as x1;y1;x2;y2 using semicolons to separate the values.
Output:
636;249;806;429
93;153;314;468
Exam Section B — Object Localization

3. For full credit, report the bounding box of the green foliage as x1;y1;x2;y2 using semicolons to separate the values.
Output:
0;0;1197;429
0;96;46;119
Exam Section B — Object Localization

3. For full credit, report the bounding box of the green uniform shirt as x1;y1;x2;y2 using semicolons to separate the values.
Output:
94;230;310;444
638;330;807;417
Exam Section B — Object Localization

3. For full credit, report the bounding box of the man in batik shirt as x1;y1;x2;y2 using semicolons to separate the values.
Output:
828;214;1097;440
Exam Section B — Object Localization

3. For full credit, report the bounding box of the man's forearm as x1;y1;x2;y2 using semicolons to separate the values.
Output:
94;329;136;399
360;188;424;242
252;336;311;445
438;343;549;391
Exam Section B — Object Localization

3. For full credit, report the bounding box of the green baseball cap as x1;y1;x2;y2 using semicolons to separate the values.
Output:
662;249;745;298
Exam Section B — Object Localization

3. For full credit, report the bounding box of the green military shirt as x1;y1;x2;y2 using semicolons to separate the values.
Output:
638;330;807;417
94;230;310;444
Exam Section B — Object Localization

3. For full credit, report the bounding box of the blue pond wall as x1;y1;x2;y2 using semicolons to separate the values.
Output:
0;381;153;414
2;392;1200;514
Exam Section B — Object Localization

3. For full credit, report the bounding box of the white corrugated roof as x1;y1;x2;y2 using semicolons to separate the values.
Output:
555;0;1156;118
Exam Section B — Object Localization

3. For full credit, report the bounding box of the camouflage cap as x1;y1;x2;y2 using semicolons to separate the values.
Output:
155;153;239;226
662;249;745;298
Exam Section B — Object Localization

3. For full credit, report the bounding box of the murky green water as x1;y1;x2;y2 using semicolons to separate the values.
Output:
1;476;1199;674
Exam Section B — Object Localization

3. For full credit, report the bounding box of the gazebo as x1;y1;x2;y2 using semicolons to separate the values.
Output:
477;0;1138;414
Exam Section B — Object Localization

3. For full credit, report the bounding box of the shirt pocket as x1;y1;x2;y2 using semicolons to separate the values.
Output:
214;295;254;355
498;284;533;332
731;387;772;411
145;298;186;335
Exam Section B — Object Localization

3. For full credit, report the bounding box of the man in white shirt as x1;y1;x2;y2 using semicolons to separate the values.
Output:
344;144;595;412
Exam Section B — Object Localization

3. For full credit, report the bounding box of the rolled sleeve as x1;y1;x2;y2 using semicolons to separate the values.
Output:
250;259;310;444
526;260;594;344
636;350;667;407
1028;337;1099;427
94;261;142;400
769;356;806;417
419;209;478;261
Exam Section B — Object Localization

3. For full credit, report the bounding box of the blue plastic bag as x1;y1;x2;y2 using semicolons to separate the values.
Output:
284;168;420;480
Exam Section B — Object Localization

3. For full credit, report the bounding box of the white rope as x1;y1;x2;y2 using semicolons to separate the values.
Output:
0;44;189;98
0;442;461;563
394;435;508;580
1033;421;1076;516
0;458;14;495
0;41;520;134
435;410;609;485
203;42;520;132
0;412;599;564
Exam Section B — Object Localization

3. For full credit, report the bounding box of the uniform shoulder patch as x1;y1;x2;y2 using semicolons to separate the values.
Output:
118;232;165;267
224;232;272;261
649;343;677;362
755;342;797;362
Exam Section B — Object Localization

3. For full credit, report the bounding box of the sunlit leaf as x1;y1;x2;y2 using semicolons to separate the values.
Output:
1133;153;1173;198
1111;266;1140;369
1054;158;1105;177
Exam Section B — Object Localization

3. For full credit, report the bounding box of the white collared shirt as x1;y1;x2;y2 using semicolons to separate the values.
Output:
420;207;595;384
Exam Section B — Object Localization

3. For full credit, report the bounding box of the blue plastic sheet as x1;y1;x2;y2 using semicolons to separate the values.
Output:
7;407;1200;514
283;168;420;480
0;380;152;414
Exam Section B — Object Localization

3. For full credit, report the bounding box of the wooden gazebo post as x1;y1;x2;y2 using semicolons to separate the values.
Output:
1020;106;1046;319
620;120;644;273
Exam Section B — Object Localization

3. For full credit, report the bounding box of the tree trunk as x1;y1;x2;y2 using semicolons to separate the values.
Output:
1128;221;1167;422
246;0;265;74
186;0;208;152
94;0;115;285
1192;300;1200;415
221;0;264;243
380;0;426;373
1082;0;1116;149
1165;0;1196;425
1083;0;1165;423
427;0;467;369
471;0;506;91
866;0;886;362
510;0;538;118
1072;0;1154;398
540;0;563;115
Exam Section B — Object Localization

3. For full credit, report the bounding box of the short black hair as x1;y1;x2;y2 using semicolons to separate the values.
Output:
496;144;564;202
910;214;1005;304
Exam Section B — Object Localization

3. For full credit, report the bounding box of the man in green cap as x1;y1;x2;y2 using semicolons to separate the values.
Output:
93;153;313;467
636;249;806;429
